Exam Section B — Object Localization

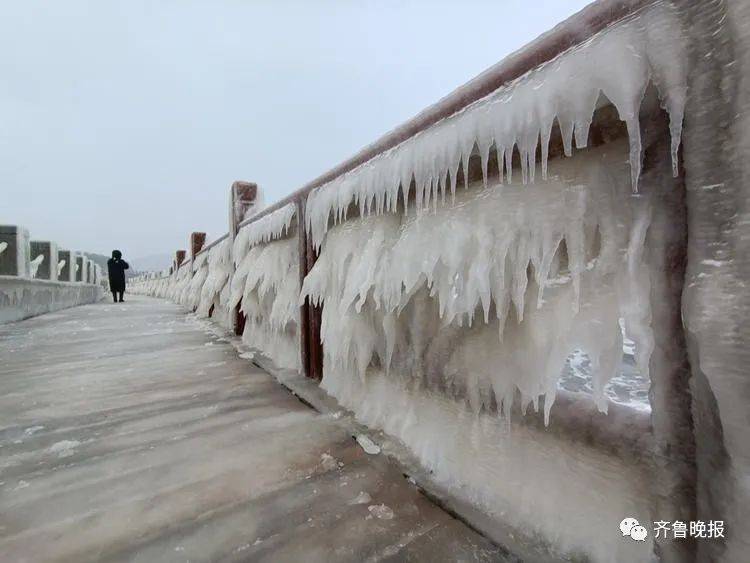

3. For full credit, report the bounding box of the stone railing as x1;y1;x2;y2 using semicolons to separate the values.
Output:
0;225;105;323
131;1;750;560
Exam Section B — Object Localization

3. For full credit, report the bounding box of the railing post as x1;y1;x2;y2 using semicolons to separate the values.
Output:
75;254;84;282
229;181;259;335
297;195;323;380
175;250;186;269
0;225;30;277
57;250;72;281
229;181;259;239
190;232;206;260
29;240;57;280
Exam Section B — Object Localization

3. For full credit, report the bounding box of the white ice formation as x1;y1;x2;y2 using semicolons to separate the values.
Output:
306;3;686;249
231;204;301;370
29;255;44;279
196;239;233;325
122;7;698;559
302;141;651;423
238;203;296;250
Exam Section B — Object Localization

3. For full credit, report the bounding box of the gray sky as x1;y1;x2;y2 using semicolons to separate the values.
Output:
1;0;591;264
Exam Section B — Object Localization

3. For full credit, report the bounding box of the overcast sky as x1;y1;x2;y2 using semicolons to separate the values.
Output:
1;0;591;263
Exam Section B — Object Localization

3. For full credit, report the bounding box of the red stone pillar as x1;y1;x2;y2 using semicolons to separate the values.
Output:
230;181;259;335
297;195;323;380
229;181;258;238
190;232;206;260
175;250;186;269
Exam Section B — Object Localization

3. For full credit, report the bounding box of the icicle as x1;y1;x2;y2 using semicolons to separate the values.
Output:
462;154;470;191
625;116;642;193
441;171;447;205
504;146;514;185
495;145;505;185
528;130;538;184
540;116;553;181
481;143;491;189
450;166;458;205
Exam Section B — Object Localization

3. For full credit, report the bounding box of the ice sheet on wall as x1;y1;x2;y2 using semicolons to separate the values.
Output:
302;140;651;423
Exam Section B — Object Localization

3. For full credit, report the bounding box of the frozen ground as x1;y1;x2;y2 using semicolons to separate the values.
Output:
0;295;506;562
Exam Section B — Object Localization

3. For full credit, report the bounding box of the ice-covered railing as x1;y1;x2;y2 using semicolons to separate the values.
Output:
302;141;654;424
195;238;232;324
230;203;302;370
237;202;296;249
125;0;750;558
1;224;105;322
305;2;686;249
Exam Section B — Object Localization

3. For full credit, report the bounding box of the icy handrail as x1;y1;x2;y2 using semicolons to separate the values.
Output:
301;139;656;423
234;202;296;262
305;2;686;249
176;1;665;258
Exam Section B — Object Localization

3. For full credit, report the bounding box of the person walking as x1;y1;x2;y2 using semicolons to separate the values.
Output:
107;250;129;303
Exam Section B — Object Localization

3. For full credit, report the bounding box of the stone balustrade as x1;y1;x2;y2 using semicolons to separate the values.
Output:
0;224;105;323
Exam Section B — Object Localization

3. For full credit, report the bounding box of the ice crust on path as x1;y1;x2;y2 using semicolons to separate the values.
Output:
305;3;686;249
368;504;394;520
302;140;652;422
355;434;381;455
48;440;80;458
349;491;372;505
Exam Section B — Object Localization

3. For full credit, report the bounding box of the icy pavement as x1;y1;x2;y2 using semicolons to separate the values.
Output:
0;295;507;562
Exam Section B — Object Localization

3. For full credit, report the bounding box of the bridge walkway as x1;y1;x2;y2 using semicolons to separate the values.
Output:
0;296;505;562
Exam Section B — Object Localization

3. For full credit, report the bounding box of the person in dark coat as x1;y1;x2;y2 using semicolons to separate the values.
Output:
107;249;129;303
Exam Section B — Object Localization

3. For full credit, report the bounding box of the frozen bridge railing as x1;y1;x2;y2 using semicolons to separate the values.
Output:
0;225;105;323
131;0;750;560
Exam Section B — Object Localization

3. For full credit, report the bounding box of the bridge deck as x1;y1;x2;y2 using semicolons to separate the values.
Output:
0;296;505;562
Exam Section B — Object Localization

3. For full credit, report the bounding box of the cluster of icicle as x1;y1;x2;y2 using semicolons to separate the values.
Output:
229;205;301;370
239;203;296;249
306;2;686;249
302;144;654;422
196;239;233;325
168;260;194;304
29;255;44;278
132;275;170;298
